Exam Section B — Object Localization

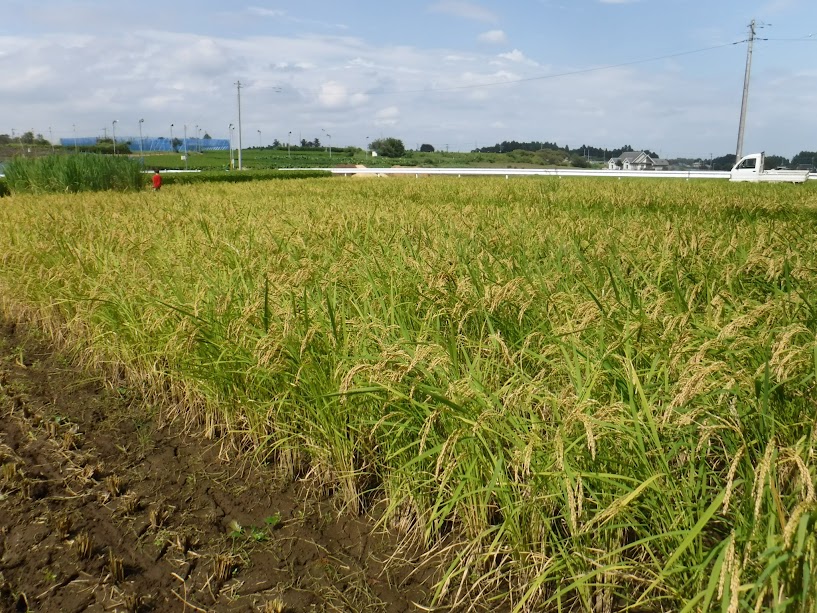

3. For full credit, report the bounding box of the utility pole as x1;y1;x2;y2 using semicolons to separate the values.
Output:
138;119;145;166
735;19;757;160
229;123;234;169
183;124;188;170
236;80;243;170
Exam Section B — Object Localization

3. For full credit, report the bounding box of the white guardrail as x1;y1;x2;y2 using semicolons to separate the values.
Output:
2;169;815;180
329;167;730;179
328;167;817;181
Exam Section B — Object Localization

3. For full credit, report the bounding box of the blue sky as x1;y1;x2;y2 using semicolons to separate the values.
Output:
1;0;815;158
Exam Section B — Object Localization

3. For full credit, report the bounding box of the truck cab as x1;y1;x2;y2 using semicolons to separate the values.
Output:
730;153;810;183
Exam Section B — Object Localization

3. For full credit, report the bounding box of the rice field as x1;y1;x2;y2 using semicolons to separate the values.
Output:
1;176;816;611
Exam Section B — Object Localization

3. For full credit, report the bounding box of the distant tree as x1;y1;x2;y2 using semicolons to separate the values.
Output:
765;154;790;169
203;132;212;139
272;138;281;148
419;143;435;153
313;138;321;148
300;138;308;148
371;137;405;158
536;149;568;166
171;137;182;152
21;131;35;144
711;154;737;171
791;151;817;168
0;134;11;145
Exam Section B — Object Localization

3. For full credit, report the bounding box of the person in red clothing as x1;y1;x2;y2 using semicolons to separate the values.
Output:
152;169;162;191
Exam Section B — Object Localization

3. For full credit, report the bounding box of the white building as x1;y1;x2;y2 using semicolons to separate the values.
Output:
608;151;670;171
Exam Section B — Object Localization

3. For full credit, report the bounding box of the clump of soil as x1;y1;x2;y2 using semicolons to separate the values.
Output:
0;320;435;612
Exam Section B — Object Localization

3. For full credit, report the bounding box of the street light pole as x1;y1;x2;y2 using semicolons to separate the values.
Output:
170;124;174;152
257;129;262;150
321;128;331;160
48;126;54;152
288;131;291;159
235;80;243;170
228;123;234;169
183;124;188;170
112;120;118;154
138;119;145;165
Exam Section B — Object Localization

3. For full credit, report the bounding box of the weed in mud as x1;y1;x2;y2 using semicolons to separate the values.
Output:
249;527;268;542
227;519;243;539
264;513;283;529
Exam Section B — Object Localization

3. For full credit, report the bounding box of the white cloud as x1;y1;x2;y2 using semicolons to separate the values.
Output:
429;1;498;22
497;49;539;66
318;80;369;108
478;30;507;44
247;7;286;18
375;106;401;126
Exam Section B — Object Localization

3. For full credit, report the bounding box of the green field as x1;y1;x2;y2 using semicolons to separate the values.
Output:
1;177;816;610
126;147;573;171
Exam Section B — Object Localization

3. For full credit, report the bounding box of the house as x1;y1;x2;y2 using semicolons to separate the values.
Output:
608;151;670;171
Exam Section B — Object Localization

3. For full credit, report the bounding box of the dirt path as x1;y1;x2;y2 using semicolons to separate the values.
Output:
0;319;432;612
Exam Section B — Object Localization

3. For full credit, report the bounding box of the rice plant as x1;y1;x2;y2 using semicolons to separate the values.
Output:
0;176;816;610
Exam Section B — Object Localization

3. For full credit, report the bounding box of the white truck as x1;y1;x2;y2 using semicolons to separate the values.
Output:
730;152;810;183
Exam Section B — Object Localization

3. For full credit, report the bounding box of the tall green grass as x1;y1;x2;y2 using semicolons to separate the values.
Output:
3;153;144;194
0;177;816;610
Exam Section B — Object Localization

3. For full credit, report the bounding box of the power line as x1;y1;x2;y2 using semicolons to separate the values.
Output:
366;41;744;97
277;40;745;101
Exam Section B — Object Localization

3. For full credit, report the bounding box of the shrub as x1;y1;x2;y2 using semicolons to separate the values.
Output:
371;137;406;158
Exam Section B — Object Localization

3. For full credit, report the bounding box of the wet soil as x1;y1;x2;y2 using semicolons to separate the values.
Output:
0;319;434;612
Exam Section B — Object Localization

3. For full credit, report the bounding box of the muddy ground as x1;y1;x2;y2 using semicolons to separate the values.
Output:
0;319;438;613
